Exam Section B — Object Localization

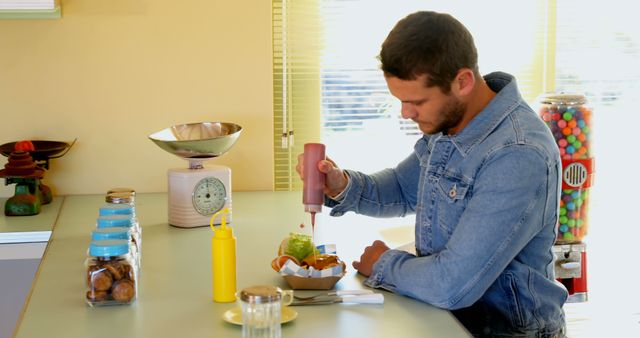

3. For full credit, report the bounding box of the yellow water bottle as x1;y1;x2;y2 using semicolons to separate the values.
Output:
210;208;237;303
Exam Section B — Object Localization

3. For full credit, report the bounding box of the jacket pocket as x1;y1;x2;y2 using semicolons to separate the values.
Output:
500;272;525;328
437;174;470;202
436;174;471;236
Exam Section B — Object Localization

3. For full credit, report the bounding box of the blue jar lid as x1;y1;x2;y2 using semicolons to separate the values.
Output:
96;215;133;228
91;227;131;241
99;203;134;216
89;239;129;257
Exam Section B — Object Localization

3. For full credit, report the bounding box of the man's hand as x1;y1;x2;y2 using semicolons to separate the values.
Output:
352;240;390;277
296;153;349;198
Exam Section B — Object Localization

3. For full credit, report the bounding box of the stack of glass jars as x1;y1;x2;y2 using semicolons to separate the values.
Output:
99;188;140;263
85;188;140;306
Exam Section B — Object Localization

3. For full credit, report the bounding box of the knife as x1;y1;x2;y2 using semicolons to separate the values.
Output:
290;293;384;306
293;289;374;300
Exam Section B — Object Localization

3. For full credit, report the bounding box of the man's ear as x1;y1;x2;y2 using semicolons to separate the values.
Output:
453;69;475;96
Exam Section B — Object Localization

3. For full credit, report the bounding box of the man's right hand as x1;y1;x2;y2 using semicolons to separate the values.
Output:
296;153;349;198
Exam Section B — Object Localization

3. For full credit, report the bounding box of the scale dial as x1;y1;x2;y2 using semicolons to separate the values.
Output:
192;177;227;216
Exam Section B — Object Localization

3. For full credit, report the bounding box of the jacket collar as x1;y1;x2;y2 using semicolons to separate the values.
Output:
415;72;523;158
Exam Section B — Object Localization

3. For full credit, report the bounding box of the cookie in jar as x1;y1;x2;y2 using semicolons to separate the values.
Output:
85;239;137;306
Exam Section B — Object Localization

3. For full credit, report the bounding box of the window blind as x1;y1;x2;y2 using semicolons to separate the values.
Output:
273;0;553;188
272;0;322;190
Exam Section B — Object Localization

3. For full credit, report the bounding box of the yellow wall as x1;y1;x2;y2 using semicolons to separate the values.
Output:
0;0;274;197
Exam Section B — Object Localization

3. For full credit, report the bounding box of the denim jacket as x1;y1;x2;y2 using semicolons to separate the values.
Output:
326;72;568;337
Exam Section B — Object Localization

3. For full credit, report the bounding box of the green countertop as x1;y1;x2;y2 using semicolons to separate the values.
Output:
13;192;469;338
0;197;63;243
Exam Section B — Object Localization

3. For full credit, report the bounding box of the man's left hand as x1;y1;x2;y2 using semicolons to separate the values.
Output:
352;240;390;277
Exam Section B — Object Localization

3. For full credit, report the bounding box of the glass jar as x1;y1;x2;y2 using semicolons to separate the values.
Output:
106;187;136;204
85;239;137;306
96;215;141;265
538;93;594;244
91;227;139;271
239;286;293;338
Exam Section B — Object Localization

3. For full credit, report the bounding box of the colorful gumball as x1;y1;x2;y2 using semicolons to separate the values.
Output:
558;120;567;129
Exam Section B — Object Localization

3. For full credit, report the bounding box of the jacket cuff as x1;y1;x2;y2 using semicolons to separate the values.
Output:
325;169;360;216
363;249;406;291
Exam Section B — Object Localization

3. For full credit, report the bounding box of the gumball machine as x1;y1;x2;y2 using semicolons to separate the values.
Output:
539;93;594;302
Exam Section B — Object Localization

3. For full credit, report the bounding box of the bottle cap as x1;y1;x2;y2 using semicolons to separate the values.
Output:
91;227;131;241
239;285;282;304
107;187;136;196
210;208;233;238
106;192;134;204
97;215;133;228
214;226;232;239
304;204;322;213
99;203;134;216
89;239;130;257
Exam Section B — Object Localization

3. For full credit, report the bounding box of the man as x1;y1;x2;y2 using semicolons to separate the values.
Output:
297;11;568;337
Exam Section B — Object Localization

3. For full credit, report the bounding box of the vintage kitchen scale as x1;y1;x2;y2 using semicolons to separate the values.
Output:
0;139;75;216
149;122;242;228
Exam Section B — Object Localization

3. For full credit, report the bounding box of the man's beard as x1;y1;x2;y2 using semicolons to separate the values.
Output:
420;95;466;135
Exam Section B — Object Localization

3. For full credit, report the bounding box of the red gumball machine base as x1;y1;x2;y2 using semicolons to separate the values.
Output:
553;242;588;303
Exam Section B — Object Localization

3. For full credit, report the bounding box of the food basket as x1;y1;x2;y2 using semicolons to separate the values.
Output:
283;275;344;290
274;243;345;290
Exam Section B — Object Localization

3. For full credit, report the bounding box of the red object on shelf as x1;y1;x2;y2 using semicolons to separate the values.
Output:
14;140;35;152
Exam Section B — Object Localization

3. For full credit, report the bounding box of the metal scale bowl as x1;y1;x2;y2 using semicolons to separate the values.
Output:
149;122;242;228
0;140;75;216
0;140;75;170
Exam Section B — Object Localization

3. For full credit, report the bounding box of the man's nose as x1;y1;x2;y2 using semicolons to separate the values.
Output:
401;103;417;119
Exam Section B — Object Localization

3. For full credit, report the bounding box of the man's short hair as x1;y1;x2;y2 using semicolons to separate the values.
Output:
379;11;479;93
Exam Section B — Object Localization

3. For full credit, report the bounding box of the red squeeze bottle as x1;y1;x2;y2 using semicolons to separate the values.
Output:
303;143;326;227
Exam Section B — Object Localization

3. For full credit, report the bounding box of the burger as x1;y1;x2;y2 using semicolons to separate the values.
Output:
301;253;342;270
271;233;345;272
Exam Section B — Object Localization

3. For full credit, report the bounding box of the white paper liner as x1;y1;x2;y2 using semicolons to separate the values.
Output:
278;244;343;278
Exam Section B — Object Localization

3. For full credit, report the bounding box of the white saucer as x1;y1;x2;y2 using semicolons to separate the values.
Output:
222;307;298;326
